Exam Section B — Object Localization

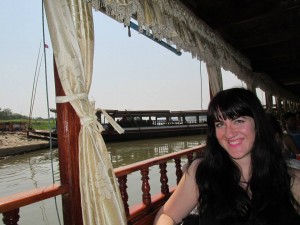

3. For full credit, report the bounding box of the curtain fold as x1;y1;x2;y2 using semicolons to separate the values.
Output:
206;63;223;97
44;0;127;224
246;83;256;95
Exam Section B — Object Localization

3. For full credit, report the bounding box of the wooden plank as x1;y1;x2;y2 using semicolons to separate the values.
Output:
0;184;67;213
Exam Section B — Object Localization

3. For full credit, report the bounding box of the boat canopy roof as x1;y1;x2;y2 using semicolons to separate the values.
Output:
178;0;300;98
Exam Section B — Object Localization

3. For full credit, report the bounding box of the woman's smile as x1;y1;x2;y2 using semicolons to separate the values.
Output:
228;138;244;146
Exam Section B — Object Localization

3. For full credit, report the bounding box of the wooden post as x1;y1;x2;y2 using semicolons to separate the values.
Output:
159;162;169;195
2;208;20;225
141;168;151;205
174;158;182;184
117;175;129;216
54;57;83;225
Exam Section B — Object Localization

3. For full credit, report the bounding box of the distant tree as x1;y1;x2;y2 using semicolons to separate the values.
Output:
0;108;55;121
0;108;12;120
0;108;28;120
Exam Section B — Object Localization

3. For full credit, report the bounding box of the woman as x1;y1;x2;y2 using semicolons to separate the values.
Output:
154;88;300;225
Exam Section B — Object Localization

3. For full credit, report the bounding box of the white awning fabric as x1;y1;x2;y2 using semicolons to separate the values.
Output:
89;0;299;102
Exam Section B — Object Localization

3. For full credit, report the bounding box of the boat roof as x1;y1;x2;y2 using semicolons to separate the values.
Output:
178;0;300;98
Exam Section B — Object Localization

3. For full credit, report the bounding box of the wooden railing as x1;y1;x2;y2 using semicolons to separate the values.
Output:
0;145;205;225
0;184;68;225
116;145;204;225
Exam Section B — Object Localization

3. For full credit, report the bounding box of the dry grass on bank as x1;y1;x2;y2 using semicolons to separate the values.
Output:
0;131;48;149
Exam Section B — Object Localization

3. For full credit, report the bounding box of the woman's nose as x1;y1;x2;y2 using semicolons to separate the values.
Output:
224;123;236;138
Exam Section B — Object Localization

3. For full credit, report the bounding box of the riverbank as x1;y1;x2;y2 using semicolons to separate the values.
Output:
0;131;50;157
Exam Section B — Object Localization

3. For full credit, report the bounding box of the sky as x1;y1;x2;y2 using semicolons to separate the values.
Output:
0;1;253;118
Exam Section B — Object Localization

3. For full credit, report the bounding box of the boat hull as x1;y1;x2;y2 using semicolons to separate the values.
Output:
102;124;207;142
29;124;207;143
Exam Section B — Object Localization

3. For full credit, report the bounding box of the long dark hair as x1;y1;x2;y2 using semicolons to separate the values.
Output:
195;88;300;224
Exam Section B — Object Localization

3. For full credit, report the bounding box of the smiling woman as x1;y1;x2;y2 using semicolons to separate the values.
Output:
154;88;300;225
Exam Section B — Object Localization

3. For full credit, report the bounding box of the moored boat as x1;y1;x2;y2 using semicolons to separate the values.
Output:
28;109;208;142
97;109;207;142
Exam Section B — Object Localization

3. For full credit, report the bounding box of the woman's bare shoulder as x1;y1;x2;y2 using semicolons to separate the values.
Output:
186;158;202;174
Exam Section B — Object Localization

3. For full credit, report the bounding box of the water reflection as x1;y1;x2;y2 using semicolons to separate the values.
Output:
0;134;205;225
108;135;205;168
0;149;61;225
0;149;60;197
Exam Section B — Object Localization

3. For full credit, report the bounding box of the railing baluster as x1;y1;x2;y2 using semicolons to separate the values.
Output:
141;168;151;205
159;162;169;195
117;175;129;216
2;208;20;225
174;157;182;184
187;152;194;164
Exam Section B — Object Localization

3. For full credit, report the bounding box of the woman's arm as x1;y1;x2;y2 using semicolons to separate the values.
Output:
154;159;201;225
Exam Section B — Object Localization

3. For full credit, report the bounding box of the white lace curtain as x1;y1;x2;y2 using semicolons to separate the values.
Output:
88;0;298;104
44;0;126;224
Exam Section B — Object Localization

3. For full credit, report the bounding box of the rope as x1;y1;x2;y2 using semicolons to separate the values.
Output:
56;93;125;134
28;41;43;130
41;0;62;224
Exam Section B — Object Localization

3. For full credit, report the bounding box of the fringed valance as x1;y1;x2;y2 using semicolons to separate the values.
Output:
89;0;299;102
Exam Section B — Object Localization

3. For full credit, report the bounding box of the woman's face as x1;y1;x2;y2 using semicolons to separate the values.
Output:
215;116;256;160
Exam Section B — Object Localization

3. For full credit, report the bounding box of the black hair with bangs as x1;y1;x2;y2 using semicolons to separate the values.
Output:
209;88;256;124
194;88;300;224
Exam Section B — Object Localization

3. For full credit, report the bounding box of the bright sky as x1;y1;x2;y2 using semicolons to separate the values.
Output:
1;1;251;118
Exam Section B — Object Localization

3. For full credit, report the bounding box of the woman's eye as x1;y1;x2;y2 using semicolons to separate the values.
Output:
215;122;223;128
234;119;245;124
